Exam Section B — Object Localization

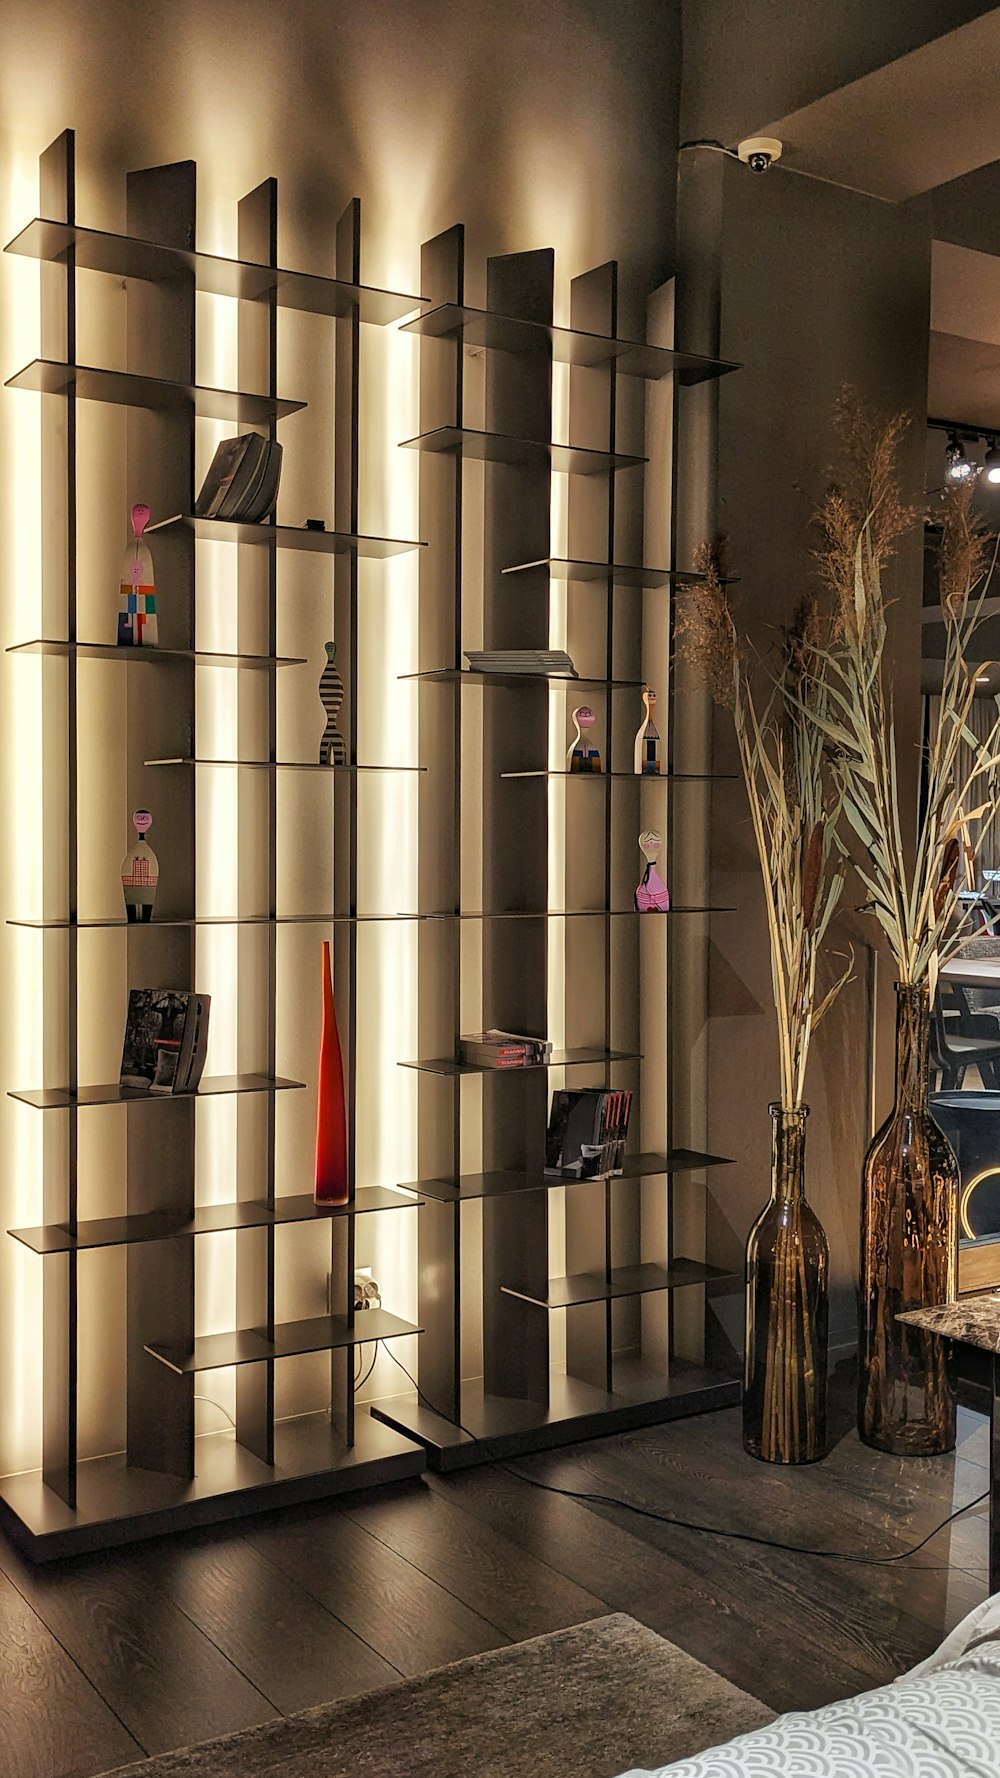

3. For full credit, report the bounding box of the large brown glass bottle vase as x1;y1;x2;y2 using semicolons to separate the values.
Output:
743;1104;829;1464
858;982;958;1455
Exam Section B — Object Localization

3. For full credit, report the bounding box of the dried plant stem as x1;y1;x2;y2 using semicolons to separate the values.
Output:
813;404;1000;986
680;555;849;1113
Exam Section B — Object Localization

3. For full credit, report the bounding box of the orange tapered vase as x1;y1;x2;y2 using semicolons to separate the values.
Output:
315;940;349;1204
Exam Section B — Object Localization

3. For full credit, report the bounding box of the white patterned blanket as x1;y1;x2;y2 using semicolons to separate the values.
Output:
617;1596;1000;1778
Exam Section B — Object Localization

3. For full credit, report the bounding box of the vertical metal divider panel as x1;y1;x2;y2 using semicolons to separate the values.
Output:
481;249;553;1408
124;160;197;1479
331;199;361;1447
563;262;618;1396
636;280;676;1386
235;178;278;1466
652;280;709;1373
39;129;78;1507
416;227;465;1424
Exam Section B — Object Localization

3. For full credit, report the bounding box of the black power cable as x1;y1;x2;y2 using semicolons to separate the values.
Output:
378;1342;987;1569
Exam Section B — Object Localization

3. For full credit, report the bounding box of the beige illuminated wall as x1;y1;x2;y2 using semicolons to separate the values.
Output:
0;0;682;1473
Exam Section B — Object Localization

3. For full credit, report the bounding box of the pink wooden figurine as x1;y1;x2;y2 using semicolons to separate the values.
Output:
117;503;158;647
635;829;670;912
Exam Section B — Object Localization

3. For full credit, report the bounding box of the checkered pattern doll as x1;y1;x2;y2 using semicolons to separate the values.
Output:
117;502;158;646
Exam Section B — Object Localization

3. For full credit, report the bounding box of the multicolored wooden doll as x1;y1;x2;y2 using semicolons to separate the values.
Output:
633;684;661;774
635;829;670;912
567;705;601;773
117;503;158;647
121;809;159;922
318;642;347;766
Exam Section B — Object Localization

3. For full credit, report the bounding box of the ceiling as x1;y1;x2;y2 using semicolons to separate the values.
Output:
751;16;1000;455
753;9;1000;677
756;11;1000;203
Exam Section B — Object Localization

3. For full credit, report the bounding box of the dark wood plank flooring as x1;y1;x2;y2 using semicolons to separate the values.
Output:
0;1385;988;1778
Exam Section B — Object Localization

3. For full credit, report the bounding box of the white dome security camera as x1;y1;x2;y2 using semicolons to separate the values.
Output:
737;136;783;174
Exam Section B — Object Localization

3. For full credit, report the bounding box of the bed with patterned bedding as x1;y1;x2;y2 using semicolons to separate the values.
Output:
617;1596;1000;1777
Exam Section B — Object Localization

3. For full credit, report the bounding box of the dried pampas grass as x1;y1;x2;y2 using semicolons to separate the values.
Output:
678;549;849;1110
809;394;1000;989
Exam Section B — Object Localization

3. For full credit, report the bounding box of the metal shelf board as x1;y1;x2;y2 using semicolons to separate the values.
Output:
500;1257;734;1310
6;357;305;423
9;1186;421;1253
8;639;305;669
400;304;739;384
10;1074;304;1110
400;425;645;475
153;514;425;556
400;1046;640;1078
143;757;424;772
403;1150;734;1202
6;218;424;324
146;1306;421;1374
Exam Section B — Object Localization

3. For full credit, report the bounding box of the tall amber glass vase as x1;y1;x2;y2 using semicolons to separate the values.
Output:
743;1104;829;1464
858;982;958;1455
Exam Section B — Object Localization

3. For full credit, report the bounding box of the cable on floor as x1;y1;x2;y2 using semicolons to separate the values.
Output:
377;1342;988;1569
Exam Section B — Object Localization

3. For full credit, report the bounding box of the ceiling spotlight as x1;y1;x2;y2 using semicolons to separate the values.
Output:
986;441;1000;484
945;433;975;481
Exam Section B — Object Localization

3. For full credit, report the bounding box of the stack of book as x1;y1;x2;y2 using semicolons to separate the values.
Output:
195;433;284;524
464;649;577;678
459;1029;554;1069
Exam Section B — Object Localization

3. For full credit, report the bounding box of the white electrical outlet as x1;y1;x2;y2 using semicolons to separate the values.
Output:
326;1267;382;1313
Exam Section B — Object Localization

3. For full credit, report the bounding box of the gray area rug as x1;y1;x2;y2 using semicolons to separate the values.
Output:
102;1612;773;1778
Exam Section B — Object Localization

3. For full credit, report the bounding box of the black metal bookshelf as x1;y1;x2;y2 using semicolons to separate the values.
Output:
374;226;740;1469
0;130;427;1561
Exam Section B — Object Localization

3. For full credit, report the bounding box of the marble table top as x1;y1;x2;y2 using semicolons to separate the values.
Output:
899;1294;1000;1353
942;957;1000;989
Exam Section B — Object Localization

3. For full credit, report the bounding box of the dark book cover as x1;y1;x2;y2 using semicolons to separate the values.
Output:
195;434;255;519
120;990;211;1095
240;439;283;523
216;432;269;520
545;1088;605;1172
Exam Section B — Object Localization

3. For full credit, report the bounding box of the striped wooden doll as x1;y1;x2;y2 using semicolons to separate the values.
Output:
567;704;601;773
318;641;347;766
117;503;158;647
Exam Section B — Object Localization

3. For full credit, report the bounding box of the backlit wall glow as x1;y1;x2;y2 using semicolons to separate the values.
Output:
0;0;681;1477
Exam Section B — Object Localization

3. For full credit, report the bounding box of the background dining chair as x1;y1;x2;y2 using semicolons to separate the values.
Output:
932;985;1000;1091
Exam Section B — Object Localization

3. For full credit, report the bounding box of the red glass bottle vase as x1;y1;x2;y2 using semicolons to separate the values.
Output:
315;940;349;1205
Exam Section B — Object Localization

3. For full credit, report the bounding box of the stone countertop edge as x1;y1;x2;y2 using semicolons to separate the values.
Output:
898;1293;1000;1353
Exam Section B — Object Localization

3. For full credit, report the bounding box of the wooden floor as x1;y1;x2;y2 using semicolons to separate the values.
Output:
0;1378;990;1778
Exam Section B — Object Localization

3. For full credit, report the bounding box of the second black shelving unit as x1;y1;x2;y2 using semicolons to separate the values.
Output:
374;226;739;1469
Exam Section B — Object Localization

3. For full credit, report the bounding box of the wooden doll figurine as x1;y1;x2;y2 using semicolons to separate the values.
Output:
567;704;601;773
633;684;661;774
117;503;158;646
121;809;159;921
318;642;347;766
635;829;670;912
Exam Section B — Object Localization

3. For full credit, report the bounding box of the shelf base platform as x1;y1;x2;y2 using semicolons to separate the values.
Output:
372;1365;741;1473
0;1408;425;1562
